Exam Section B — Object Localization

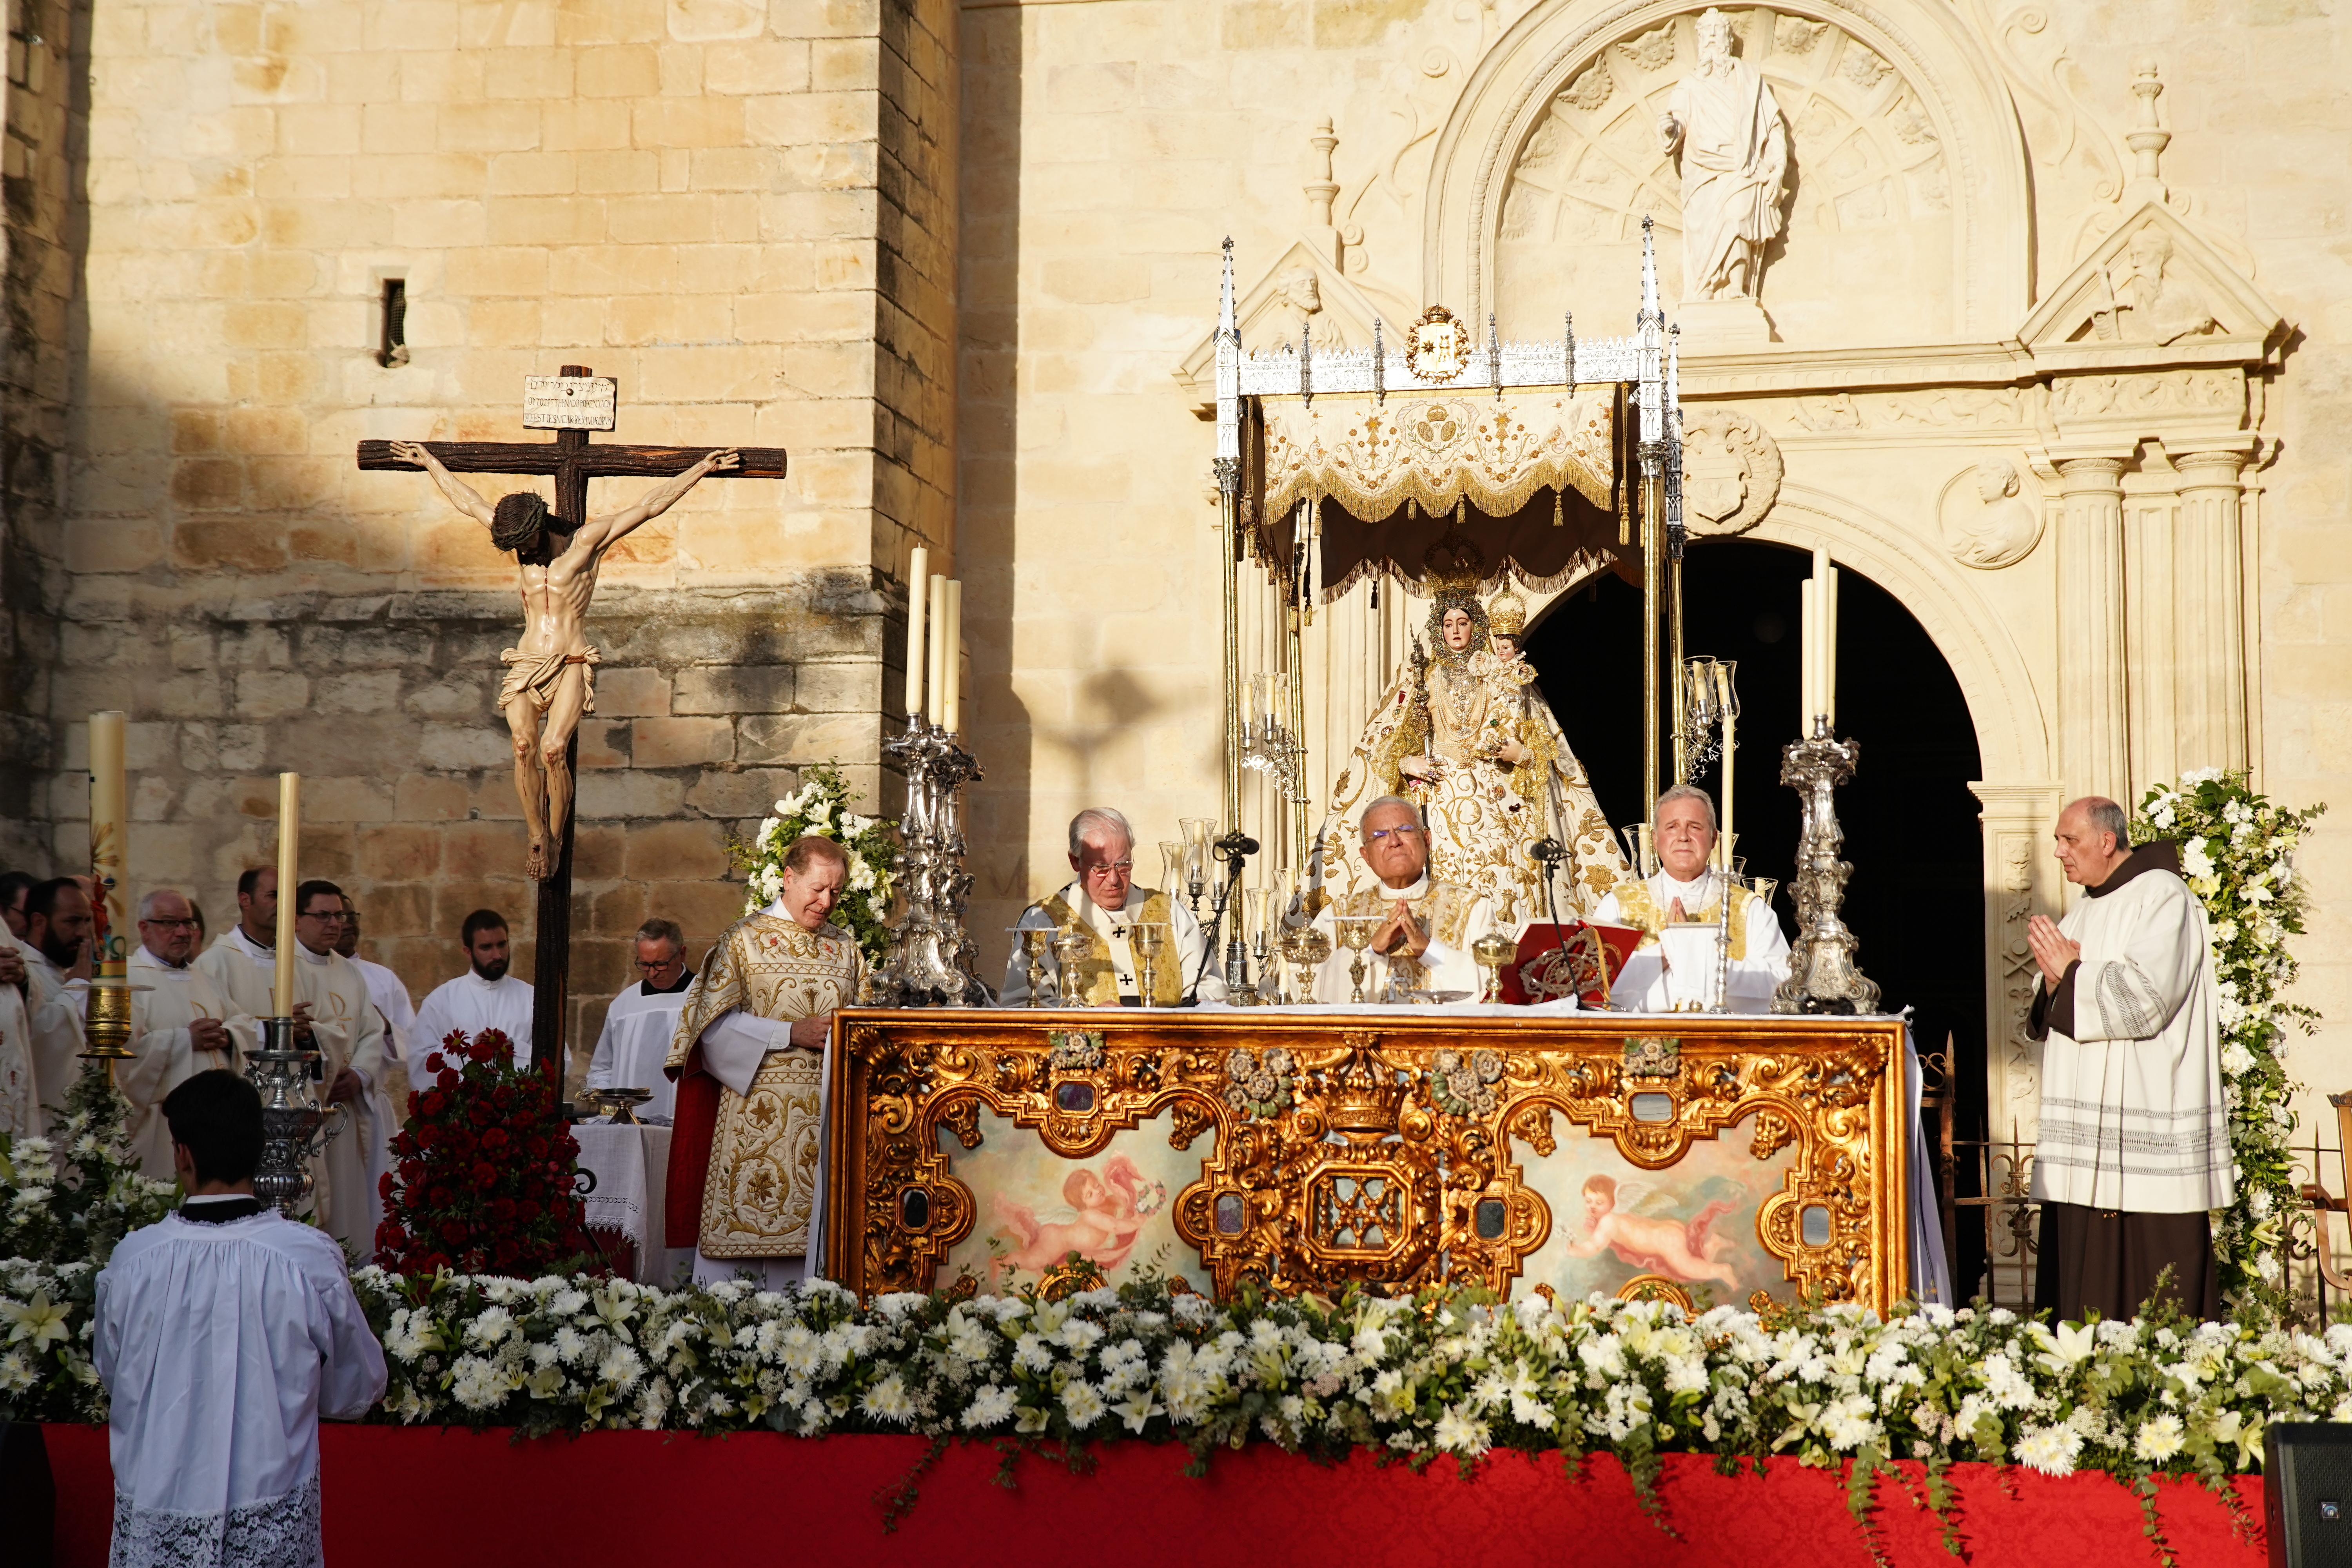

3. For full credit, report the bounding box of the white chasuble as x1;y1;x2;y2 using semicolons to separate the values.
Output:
0;974;33;1139
666;913;866;1259
121;945;251;1179
1593;869;1790;1013
295;945;396;1256
16;934;85;1133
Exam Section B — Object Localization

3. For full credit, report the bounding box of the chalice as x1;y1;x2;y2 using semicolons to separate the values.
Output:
1009;926;1053;1008
1130;921;1170;1007
1332;916;1382;1005
1050;930;1093;1006
1280;924;1330;1005
1472;930;1518;1005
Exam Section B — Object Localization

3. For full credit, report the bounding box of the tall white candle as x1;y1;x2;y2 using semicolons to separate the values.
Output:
273;772;300;1018
1717;672;1735;869
904;544;928;722
942;579;964;735
1822;564;1840;731
925;574;948;726
88;711;127;955
1798;576;1818;727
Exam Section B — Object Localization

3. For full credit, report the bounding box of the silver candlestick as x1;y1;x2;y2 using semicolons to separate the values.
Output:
1771;718;1880;1014
872;715;994;1005
245;1016;347;1214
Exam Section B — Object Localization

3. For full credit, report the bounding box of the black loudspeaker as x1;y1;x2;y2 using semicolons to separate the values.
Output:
2267;1423;2352;1568
0;1422;56;1568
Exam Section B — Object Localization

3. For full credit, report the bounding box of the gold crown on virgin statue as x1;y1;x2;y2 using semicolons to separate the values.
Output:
1487;585;1528;638
1421;518;1486;604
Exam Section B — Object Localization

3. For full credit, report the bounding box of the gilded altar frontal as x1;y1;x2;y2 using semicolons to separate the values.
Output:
2;0;2345;1213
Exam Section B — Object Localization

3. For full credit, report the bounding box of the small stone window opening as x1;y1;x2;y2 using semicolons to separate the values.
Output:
377;278;409;368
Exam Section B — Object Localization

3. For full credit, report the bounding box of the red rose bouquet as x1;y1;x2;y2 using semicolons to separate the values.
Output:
374;1028;592;1276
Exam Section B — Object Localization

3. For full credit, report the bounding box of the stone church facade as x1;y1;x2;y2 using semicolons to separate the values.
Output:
0;0;2342;1129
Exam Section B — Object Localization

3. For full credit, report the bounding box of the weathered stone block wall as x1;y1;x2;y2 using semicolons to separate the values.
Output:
0;0;85;868
36;0;954;1071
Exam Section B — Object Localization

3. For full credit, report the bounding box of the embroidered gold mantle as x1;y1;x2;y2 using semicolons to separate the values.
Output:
668;913;867;1258
1323;880;1478;992
1608;879;1756;962
1035;887;1182;1006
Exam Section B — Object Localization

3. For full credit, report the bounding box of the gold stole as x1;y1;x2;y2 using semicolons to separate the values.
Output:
1038;888;1181;1006
1607;879;1751;962
1336;881;1475;988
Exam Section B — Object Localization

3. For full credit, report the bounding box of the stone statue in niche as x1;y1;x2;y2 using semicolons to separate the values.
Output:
2094;229;2217;345
1941;456;2043;570
1270;267;1348;351
1655;9;1788;302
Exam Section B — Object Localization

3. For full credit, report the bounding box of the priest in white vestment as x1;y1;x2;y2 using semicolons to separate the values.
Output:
664;836;867;1288
1294;797;1492;1004
2026;797;2231;1322
1591;786;1789;1012
120;889;252;1179
96;1069;386;1568
336;897;416;1085
197;875;392;1253
0;929;34;1138
1004;808;1223;1005
585;916;695;1122
412;909;534;1067
18;876;93;1130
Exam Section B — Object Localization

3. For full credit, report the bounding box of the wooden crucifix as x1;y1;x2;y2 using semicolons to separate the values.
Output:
358;365;786;1101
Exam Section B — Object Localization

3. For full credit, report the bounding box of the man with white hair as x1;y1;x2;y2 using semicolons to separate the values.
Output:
120;889;254;1178
1296;796;1491;1004
2027;795;2229;1321
1005;808;1221;1005
1591;785;1788;1011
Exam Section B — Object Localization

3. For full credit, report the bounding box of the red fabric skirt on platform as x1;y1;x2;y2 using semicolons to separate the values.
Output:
40;1423;2265;1567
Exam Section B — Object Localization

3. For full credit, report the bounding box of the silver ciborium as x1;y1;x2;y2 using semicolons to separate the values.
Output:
246;1017;347;1215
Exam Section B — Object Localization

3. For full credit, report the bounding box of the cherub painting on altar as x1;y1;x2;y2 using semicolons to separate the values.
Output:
1559;1173;1741;1291
1518;1112;1799;1306
937;1108;1207;1294
987;1156;1163;1284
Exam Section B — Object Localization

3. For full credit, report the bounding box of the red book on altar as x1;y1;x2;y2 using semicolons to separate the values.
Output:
1498;922;1644;1008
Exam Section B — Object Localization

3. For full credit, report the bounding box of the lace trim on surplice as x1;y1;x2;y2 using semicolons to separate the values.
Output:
111;1470;322;1568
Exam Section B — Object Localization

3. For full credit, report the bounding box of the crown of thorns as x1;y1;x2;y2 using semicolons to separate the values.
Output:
490;491;551;554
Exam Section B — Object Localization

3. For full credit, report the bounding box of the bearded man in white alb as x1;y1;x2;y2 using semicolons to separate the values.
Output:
664;835;867;1287
17;876;91;1130
120;889;252;1179
412;909;534;1068
2027;796;2230;1322
585;917;696;1122
1296;797;1491;1003
1004;808;1221;1005
1591;785;1788;1011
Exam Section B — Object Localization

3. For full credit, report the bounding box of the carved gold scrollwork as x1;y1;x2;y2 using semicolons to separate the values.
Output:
824;1015;1908;1312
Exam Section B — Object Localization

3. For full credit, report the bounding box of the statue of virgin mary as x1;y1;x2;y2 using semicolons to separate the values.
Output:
1311;535;1628;923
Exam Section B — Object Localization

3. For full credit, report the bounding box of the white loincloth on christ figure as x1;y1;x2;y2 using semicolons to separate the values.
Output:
661;900;866;1289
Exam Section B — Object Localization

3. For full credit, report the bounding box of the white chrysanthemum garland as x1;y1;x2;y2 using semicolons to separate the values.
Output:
0;1078;178;1422
2134;770;2327;1319
730;761;897;967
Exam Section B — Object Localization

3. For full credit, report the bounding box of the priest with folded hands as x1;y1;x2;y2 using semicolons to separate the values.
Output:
1296;796;1490;1002
1591;785;1788;1011
664;836;867;1287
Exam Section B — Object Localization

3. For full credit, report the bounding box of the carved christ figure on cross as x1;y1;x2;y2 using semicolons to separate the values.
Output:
390;439;740;880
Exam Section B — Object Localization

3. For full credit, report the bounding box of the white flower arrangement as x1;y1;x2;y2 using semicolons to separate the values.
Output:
729;760;899;967
2133;771;2326;1320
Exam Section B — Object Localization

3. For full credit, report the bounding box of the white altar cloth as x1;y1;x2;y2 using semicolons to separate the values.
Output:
573;1121;692;1286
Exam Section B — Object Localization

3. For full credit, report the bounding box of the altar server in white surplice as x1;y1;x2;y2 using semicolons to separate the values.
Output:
96;1070;386;1568
120;889;253;1179
412;908;534;1068
18;877;93;1130
337;896;416;1081
585;917;695;1122
1592;786;1789;1013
